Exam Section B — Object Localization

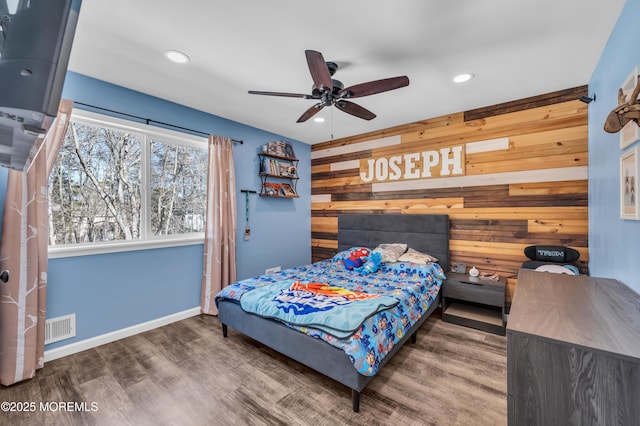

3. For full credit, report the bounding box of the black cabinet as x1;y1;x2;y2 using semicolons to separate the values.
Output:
258;153;299;198
442;272;506;335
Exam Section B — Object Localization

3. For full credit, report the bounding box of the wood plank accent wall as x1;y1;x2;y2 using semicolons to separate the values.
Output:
311;87;589;303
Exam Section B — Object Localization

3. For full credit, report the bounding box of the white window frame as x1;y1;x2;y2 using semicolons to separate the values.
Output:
48;109;208;259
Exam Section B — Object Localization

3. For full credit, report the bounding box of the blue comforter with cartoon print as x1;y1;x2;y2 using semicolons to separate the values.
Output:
215;254;444;376
239;280;400;339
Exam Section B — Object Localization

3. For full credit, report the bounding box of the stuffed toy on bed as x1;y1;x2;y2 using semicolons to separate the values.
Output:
343;248;370;270
355;251;382;275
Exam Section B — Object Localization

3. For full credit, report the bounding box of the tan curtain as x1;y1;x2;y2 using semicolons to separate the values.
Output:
201;135;237;315
0;99;73;385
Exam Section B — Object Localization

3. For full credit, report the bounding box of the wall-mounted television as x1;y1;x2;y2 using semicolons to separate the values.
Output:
0;0;82;171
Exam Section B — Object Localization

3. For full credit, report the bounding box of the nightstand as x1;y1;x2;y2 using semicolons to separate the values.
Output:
442;272;506;335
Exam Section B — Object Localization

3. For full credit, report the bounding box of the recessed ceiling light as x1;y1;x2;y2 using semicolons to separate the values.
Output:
164;50;190;64
452;73;474;84
313;117;326;123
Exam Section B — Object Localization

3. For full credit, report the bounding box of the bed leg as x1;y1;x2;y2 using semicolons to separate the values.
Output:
222;324;228;338
352;389;360;412
411;331;417;344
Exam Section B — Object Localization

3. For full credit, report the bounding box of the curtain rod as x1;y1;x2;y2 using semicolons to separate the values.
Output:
74;101;244;144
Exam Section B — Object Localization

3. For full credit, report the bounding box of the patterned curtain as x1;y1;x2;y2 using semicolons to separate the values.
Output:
0;99;73;385
201;135;237;315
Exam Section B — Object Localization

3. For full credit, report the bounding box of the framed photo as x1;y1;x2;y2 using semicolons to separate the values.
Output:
267;142;279;155
283;143;295;159
278;162;296;177
279;183;297;197
621;147;639;220
620;66;640;150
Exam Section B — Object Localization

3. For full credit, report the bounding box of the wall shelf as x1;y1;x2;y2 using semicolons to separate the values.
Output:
258;152;299;198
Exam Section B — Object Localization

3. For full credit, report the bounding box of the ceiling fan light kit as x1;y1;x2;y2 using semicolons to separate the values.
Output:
248;50;410;122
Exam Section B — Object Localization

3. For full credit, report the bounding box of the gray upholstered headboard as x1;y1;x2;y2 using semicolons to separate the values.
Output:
337;214;450;270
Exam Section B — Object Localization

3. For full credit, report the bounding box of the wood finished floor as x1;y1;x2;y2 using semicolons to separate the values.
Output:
1;310;507;425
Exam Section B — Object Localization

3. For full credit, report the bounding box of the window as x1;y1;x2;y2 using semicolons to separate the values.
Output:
150;139;208;235
48;110;208;257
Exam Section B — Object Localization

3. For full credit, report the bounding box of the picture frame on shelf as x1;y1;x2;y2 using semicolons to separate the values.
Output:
278;162;296;177
276;141;287;157
620;146;639;220
279;183;297;197
283;143;295;159
267;142;279;156
620;66;640;150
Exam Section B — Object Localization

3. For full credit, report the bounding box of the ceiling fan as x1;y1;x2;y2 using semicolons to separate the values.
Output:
248;50;410;123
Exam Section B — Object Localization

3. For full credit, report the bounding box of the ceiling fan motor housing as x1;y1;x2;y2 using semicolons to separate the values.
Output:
326;61;338;76
311;78;344;98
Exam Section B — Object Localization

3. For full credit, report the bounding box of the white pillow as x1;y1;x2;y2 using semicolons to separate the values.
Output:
397;248;438;264
535;264;576;275
372;243;407;263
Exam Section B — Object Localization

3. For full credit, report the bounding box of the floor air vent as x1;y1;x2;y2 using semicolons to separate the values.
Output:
45;314;76;344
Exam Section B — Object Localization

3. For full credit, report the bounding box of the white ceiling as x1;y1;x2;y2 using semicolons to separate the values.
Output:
67;0;625;144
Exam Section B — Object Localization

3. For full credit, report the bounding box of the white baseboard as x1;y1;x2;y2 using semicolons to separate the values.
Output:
44;307;201;362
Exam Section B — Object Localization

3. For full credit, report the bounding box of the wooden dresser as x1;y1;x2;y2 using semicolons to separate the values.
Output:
507;269;640;426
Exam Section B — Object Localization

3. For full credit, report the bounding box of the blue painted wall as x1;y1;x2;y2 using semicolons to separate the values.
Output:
588;0;639;292
4;71;311;349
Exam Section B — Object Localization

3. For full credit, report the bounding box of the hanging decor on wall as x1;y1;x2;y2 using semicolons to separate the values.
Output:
618;66;640;149
620;146;639;220
604;66;640;148
359;145;465;183
240;189;257;240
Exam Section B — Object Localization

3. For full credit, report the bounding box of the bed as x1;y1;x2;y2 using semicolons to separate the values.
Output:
215;214;449;412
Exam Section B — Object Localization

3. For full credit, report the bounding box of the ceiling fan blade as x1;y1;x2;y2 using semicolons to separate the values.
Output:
339;76;409;99
335;100;376;120
296;103;325;123
305;50;333;91
248;90;316;99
